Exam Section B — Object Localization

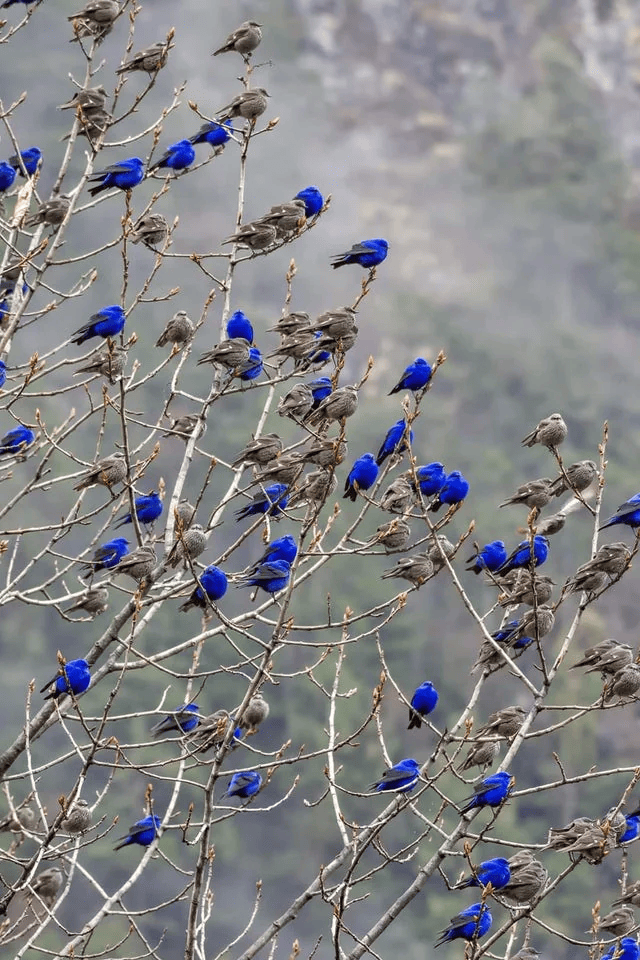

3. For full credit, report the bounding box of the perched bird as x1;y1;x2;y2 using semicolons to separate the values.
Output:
576;541;631;577
59;84;108;112
510;947;540;960
73;452;126;491
312;307;356;340
501;852;548;903
307;385;360;425
368;518;412;552
257;200;306;239
307;377;333;410
0;359;6;389
179;565;228;612
0;425;34;456
198;338;251;370
601;493;640;531
74;106;112;140
68;0;119;33
499;572;554;607
0;805;35;833
66;585;109;618
412;462;447;497
331;238;388;270
189;119;233;148
225;770;262;799
41;658;91;700
278;383;314;420
601;937;640;960
25;196;70;228
8;147;42;177
302;438;346;470
232;434;282;468
605;663;640;701
430;470;469;513
521;412;567;450
237;559;291;594
381;554;434;587
495;536;549;575
226;310;254;343
188;710;235;754
613;881;640;907
535;511;568;537
156;310;193;348
466;540;507;575
75;343;127;381
460;771;513;814
166;524;207;568
502;606;555;645
235;484;289;521
63;799;92;835
376;419;413;466
256;454;304;487
289;467;336;506
87;157;144;196
389;357;432;394
267;311;312;336
563;567;607;597
434;902;492;948
175;499;196;528
549;459;597;496
370;758;420;793
116;41;169;74
619;815;640;845
599;903;636;935
151;703;200;736
113;546;157;582
379;476;414;514
81;537;129;578
163;414;206;441
407;680;438;729
131;213;169;248
115;491;163;528
452;857;511;890
216;89;270;122
459;739;501;772
238;693;270;732
578;641;634;677
149;139;195;173
30;866;64;905
0;162;17;192
71;304;126;344
294;186;324;217
114;815;161;851
344;453;379;502
499;478;553;509
240;351;266;384
223;221;276;250
213;20;262;58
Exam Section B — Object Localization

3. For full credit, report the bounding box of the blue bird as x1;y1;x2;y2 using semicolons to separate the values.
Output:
452;857;511;890
294;186;323;217
1;0;36;7
430;470;469;513
180;564;228;612
302;331;331;368
344;453;379;502
408;680;439;729
151;703;200;736
238;348;263;381
369;758;420;793
225;770;262;799
0;162;17;192
434;902;492;948
495;535;549;575
0;424;34;455
413;462;446;497
235;484;289;521
149;139;195;173
331;238;388;270
491;621;532;650
81;537;129;578
0;360;6;389
189;118;233;147
226;310;254;343
88;157;145;196
620;814;640;844
41;658;91;700
389;358;432;395
114;814;161;851
115;491;163;529
466;540;508;574
602;938;640;960
600;493;640;531
308;377;333;409
460;771;513;814
8;147;42;177
71;304;126;344
238;559;291;594
247;535;298;573
376;419;414;466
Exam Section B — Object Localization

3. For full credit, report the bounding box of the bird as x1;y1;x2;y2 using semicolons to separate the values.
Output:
613;881;640;908
257;200;306;239
500;606;555;645
30;866;64;905
223;221;277;250
331;239;388;269
116;41;169;74
430;470;469;513
66;586;109;618
368;519;412;552
189;119;233;148
113;546;157;583
74;106;112;140
73;452;126;491
41;658;91;700
0;360;6;389
381;555;434;587
307;377;333;411
466;540;507;574
114;815;161;851
459;738;501;772
175;499;196;528
149;139;195;173
534;511;568;537
294;186;324;217
460;771;512;814
585;644;634;677
600;493;640;531
426;536;455;572
68;0;119;34
0;425;34;456
370;758;420;793
151;703;201;736
0;805;35;833
87;157;144;196
156;310;194;347
619;814;640;845
81;537;129;578
574;541;631;577
198;338;251;370
376;419;414;466
379;476;415;514
601;937;640;960
521;412;567;450
75;343;127;381
239;347;265;382
562;567;607;597
434;902;492;948
63;799;92;835
278;383;314;420
599;905;637;937
179;565;228;612
312;307;356;340
237;559;291;594
0;162;17;192
307;385;360;425
549;459;597;496
59;84;108;112
213;20;262;58
569;638;620;671
501;852;548;904
238;693;270;732
452;856;511;890
499;572;554;607
408;680;438;729
344;453;379;502
256;455;304;487
235;484;289;522
216;89;270;122
226;310;254;343
605;663;640;701
495;535;549;575
245;536;298;575
267;311;312;336
232;434;282;468
166;524;207;568
289;468;336;507
131;213;169;248
389;358;432;394
8;147;42;177
71;304;126;344
115;491;163;528
162;415;206;441
499;478;553;509
225;770;262;799
25;196;70;228
411;462;447;497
